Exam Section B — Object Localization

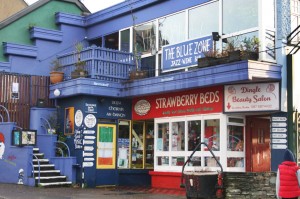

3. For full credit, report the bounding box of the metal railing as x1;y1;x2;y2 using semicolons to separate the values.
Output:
54;141;70;157
31;154;41;185
0;105;10;122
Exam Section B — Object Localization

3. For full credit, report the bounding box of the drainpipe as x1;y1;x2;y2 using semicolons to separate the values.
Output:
287;54;296;154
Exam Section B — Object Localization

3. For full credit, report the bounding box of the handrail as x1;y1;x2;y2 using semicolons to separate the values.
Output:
40;117;51;130
0;105;10;122
55;147;64;157
55;141;70;157
31;154;40;185
180;142;223;188
0;114;3;122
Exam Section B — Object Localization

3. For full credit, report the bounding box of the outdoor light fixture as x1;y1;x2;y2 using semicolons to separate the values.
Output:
212;32;221;41
54;89;60;97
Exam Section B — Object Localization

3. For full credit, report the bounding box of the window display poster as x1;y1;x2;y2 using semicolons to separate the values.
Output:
97;124;116;169
65;107;74;135
117;138;129;168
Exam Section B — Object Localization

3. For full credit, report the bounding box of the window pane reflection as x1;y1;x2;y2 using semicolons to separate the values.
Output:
188;120;201;151
204;119;220;151
223;0;258;34
134;21;156;55
189;2;219;39
171;121;185;151
159;12;185;49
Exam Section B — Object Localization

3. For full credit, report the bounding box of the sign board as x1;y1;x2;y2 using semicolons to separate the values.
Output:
132;86;223;120
83;162;94;167
272;128;287;132
271;113;288;150
271;139;287;143
224;82;280;112
161;36;213;71
271;133;287;138
272;144;287;149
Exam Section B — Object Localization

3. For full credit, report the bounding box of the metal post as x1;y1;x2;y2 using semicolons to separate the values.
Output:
287;54;296;154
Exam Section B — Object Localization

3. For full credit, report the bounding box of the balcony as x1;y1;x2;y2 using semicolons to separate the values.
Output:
57;46;136;82
50;46;282;99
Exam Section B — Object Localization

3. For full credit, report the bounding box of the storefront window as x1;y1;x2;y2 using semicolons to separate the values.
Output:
171;121;185;151
188;120;201;151
227;117;245;168
188;2;219;40
227;125;244;151
120;29;130;52
157;123;169;151
223;0;258;34
227;157;244;168
145;121;154;168
117;120;130;168
205;157;220;167
157;156;169;166
134;21;156;55
204;119;220;151
171;156;184;166
159;12;185;50
131;121;144;168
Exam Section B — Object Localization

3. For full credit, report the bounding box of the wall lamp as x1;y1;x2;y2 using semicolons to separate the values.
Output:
54;89;61;97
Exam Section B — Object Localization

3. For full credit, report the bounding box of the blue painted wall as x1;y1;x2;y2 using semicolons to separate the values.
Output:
56;95;134;187
0;122;35;186
86;0;209;39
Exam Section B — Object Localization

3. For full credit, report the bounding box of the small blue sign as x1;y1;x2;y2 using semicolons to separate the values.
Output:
162;36;213;71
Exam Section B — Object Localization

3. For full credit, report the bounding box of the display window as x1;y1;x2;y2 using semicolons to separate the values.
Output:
226;117;245;170
154;114;245;172
117;120;131;169
117;120;154;169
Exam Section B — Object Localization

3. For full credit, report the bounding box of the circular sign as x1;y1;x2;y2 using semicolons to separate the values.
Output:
75;110;83;127
134;99;151;116
84;114;96;128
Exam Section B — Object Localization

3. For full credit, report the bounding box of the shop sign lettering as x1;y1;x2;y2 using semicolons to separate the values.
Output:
85;103;97;113
132;86;223;120
162;36;212;71
224;82;279;112
74;129;83;150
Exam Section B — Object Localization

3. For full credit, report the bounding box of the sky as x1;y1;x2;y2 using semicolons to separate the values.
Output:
25;0;125;13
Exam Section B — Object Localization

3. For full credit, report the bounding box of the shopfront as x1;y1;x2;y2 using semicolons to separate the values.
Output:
130;82;280;189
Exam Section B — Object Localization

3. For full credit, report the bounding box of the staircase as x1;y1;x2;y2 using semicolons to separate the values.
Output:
33;148;72;187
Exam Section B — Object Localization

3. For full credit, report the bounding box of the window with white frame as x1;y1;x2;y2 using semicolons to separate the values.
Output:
154;115;224;172
120;0;275;75
188;1;219;40
226;117;245;169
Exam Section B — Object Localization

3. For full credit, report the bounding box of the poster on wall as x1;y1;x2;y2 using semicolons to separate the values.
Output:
224;82;280;113
96;124;116;169
21;130;37;146
64;107;75;135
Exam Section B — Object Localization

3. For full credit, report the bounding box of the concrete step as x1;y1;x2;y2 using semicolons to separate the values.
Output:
38;181;72;188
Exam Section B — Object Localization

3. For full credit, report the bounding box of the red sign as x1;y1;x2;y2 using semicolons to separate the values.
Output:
132;86;223;120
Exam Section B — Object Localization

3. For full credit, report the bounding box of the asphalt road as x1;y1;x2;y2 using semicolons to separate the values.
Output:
0;184;186;199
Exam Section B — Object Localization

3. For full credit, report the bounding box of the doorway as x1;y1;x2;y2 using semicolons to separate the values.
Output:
246;117;270;172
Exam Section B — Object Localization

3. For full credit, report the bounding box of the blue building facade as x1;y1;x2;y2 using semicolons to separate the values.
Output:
1;0;298;189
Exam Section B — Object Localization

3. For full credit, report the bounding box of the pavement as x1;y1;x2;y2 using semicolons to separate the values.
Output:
0;184;186;199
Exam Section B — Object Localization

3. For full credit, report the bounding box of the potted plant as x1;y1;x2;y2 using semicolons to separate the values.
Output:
240;36;259;60
198;49;228;68
72;42;88;79
47;112;59;134
50;58;64;84
224;38;241;62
